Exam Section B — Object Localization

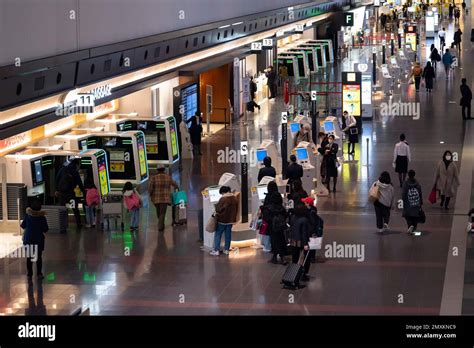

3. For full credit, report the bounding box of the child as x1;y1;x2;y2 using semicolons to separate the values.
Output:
21;199;48;279
85;179;100;228
123;182;142;232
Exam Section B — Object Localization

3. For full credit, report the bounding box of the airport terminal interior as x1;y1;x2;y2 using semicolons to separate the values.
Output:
1;0;474;317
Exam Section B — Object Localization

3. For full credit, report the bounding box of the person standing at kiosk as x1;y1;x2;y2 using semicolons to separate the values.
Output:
342;111;358;156
55;158;85;229
210;186;239;256
321;135;339;193
285;155;303;194
148;167;179;231
257;157;276;183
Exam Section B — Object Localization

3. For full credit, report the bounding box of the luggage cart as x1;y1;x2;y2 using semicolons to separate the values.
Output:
101;192;124;232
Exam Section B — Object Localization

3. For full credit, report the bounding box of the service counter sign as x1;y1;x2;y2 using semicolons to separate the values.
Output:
342;72;362;117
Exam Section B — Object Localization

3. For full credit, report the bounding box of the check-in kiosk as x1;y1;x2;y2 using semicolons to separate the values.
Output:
285;49;312;75
307;40;334;63
380;64;394;96
277;55;300;80
55;130;149;186
255;139;281;176
295;45;319;73
301;44;327;68
5;148;110;205
321;117;343;156
294;144;316;194
278;53;307;79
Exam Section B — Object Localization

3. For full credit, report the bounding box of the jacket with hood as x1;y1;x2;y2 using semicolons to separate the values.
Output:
402;179;423;217
215;193;239;224
374;180;395;208
21;208;48;251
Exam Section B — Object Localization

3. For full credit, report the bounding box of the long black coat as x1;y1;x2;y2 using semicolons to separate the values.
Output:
460;84;472;106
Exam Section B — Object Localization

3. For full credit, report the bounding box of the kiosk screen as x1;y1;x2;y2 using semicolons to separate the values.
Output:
208;187;222;203
290;123;300;134
296;148;309;161
31;159;43;186
136;133;148;179
145;134;158;154
95;151;109;196
169;122;179;159
296;55;305;77
324;121;335;133
109;150;125;172
256;149;268;162
257;186;268;200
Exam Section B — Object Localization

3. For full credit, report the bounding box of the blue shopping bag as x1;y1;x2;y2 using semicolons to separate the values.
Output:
172;191;188;205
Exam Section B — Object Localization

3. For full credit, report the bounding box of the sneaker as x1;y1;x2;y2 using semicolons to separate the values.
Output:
383;223;389;231
407;225;414;234
377;228;384;233
209;250;220;256
262;249;271;253
223;250;230;255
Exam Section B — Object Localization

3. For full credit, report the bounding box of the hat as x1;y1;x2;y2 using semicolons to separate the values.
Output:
301;197;315;206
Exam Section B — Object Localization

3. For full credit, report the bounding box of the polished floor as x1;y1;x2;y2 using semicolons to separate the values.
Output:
1;13;474;316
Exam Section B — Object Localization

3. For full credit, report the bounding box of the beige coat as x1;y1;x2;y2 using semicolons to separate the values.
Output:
434;161;460;197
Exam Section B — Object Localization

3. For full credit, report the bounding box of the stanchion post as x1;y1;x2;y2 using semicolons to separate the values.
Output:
259;128;263;144
366;137;370;167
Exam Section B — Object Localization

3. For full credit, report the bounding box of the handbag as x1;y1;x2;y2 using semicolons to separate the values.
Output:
349;127;359;135
309;237;323;250
259;220;269;235
205;215;217;232
368;183;380;203
418;209;426;224
428;188;437;204
172;190;188;205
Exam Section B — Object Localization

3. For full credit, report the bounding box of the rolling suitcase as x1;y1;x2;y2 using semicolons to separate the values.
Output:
42;205;68;233
281;250;309;289
172;203;187;225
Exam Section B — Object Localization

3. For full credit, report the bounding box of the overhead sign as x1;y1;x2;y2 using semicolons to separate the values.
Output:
251;42;262;52
281;112;288;124
88;84;111;101
374;0;380;6
344;13;354;26
295;24;304;33
240;141;248;156
262;38;273;49
311;91;317;101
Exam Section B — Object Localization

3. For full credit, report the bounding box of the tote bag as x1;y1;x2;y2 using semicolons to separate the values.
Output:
368;183;380;203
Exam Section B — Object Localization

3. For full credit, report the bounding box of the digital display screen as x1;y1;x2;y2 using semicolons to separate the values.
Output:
296;148;309;161
136;133;148;179
208;187;222;203
256;149;267;162
96;152;109;196
290;123;300;133
361;75;372;105
110;150;125;161
81;140;88;151
324;121;335;133
145;133;158;154
138;121;148;131
169;122;179;159
297;56;305;77
257;186;268;200
105;137;117;147
33;160;43;185
343;85;361;116
181;83;198;123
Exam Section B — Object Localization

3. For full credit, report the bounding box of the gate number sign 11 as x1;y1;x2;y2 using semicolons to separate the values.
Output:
77;93;96;107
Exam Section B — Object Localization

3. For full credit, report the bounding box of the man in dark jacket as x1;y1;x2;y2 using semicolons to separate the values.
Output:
454;29;463;52
257;156;276;183
289;205;311;281
460;78;472;120
285;155;303;193
56;158;85;228
188;113;203;155
402;170;423;234
265;66;277;99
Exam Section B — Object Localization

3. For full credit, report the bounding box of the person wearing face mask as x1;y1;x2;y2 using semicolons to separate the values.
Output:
433;150;460;209
342;111;358;156
321;134;339;192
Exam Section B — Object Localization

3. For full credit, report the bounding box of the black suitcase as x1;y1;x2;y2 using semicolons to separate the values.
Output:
281;250;309;289
42;205;68;233
246;101;255;112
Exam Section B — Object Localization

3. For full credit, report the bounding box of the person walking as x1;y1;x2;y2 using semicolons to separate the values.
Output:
402;170;423;234
442;48;453;79
460;78;472;120
265;66;277;99
289;204;311;282
422;61;436;92
210;186;239;256
393;134;411;187
257;156;276;183
429;46;440;71
371;172;395;233
123;182;142;232
454;29;463;53
410;62;423;91
262;181;288;264
462;0;467;13
148;167;179;232
454;6;461;23
320;134;339;192
188;113;203;156
247;76;261;111
433;151;460;210
285;155;303;194
438;27;446;48
342;111;358;156
84;179;99;228
21;199;48;279
55;158;85;229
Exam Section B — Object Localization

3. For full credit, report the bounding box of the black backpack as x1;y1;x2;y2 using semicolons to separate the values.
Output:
272;213;287;234
58;170;74;192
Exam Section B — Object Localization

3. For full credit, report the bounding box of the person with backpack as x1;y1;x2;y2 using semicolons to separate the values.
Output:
122;182;142;232
433;151;460;210
422;61;436;93
429;45;441;70
84;179;100;228
262;181;288;265
21;199;48;279
371;172;395;233
410;63;423;92
148;167;179;231
55;158;85;228
302;196;323;263
442;48;454;79
402;170;423;234
289;204;311;282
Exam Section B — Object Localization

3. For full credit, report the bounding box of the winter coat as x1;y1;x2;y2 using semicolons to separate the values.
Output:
258;166;276;183
442;53;453;66
374;180;395;208
402;179;423;218
21;208;48;252
460;84;472;106
189;119;203;146
215;193;239;224
289;215;310;247
434;161;460;197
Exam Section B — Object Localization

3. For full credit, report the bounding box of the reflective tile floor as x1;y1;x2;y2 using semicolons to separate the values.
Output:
1;15;474;316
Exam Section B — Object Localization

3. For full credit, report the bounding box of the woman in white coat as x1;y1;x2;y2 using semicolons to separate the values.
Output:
433;150;460;209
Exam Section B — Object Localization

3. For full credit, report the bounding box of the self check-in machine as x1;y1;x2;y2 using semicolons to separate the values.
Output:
114;116;179;166
300;43;327;68
5;148;110;205
255;139;281;176
277;55;299;80
55;130;148;186
284;49;312;75
290;46;318;73
380;64;394;96
307;40;334;64
294;143;316;194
